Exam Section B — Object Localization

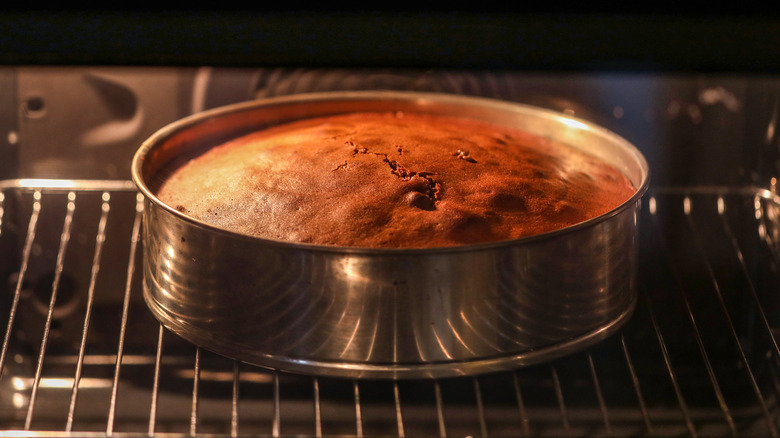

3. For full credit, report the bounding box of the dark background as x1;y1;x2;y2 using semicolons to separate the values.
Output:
0;8;779;72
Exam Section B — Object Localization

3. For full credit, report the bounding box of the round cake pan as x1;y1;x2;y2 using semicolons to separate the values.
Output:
132;91;649;379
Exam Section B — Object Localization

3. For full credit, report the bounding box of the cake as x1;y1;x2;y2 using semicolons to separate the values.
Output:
156;111;636;248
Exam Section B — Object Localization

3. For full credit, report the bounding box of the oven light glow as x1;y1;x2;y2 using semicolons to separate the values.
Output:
7;130;18;145
10;377;113;390
38;378;75;389
136;193;145;212
11;377;24;391
12;393;25;410
18;178;78;188
174;369;273;383
2;179;136;191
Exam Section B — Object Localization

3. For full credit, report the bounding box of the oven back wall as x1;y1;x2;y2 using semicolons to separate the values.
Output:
5;66;780;190
14;67;194;180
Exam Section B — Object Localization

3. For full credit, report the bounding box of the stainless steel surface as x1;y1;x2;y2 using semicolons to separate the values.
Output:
0;181;778;436
15;67;192;180
131;91;649;379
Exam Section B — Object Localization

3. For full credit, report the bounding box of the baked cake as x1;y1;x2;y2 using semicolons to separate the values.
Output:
156;111;636;248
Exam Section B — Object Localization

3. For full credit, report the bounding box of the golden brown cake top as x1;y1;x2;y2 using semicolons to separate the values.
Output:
156;111;636;248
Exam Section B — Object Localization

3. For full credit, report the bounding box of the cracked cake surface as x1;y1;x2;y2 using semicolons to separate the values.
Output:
156;111;636;248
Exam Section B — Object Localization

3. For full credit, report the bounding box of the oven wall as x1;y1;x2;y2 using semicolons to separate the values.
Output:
1;66;779;191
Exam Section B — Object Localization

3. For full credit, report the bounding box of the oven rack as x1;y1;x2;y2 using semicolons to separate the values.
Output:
0;180;779;437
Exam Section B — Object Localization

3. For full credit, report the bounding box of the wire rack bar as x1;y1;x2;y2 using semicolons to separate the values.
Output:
231;361;239;438
588;353;612;436
190;347;201;436
684;195;778;436
620;334;653;435
550;365;570;433
352;381;362;438
473;377;488;438
511;372;531;436
106;193;144;436
25;192;76;430
149;324;165;436
643;289;697;438
66;192;111;433
0;192;5;237
272;371;281;438
0;190;40;379
393;381;404;438
719;195;780;368
434;380;446;438
313;378;322;438
649;196;737;436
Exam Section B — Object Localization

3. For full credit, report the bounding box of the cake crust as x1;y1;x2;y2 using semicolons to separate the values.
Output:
156;112;636;248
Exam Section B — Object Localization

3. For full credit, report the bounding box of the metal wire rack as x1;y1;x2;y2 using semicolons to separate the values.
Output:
0;180;779;437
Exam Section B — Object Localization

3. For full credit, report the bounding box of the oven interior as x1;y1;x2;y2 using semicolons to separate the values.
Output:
1;13;780;437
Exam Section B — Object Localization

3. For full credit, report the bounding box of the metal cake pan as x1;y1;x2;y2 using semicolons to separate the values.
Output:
131;91;649;379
